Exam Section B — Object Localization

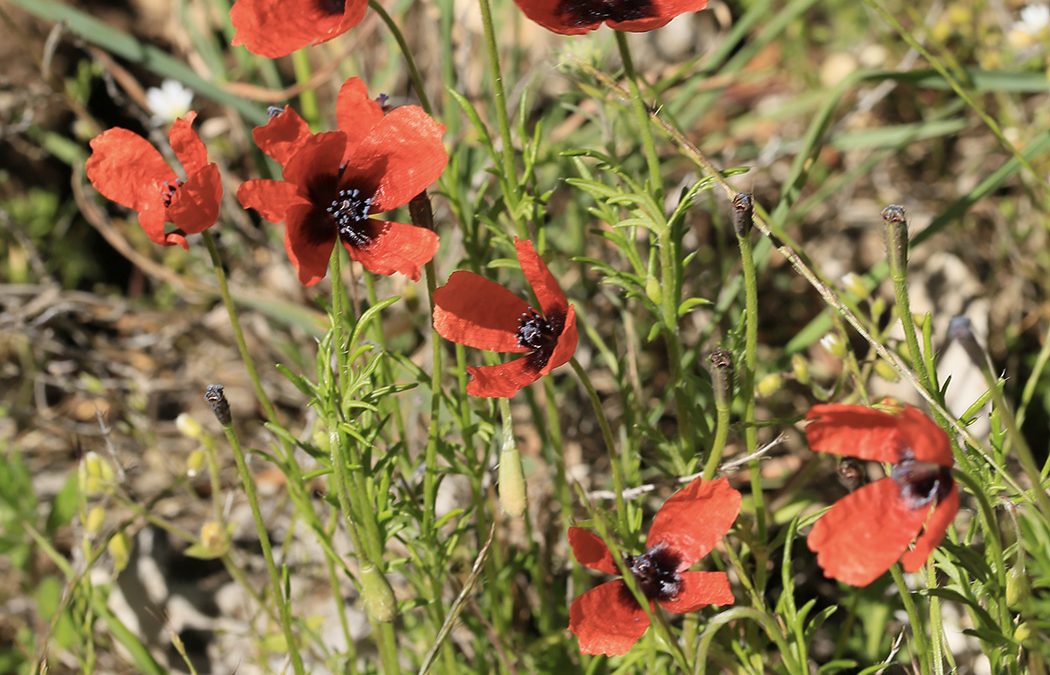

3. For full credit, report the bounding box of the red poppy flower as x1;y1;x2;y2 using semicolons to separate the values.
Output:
230;0;367;58
513;0;706;35
431;239;578;398
86;112;221;250
805;403;961;587
237;77;446;285
568;477;739;655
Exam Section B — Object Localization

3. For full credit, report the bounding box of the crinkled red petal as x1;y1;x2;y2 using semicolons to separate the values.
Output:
166;163;222;237
896;405;953;466
283;131;345;190
342;219;438;281
137;206;170;247
336;77;385;162
646;477;741;569
512;0;596;34
900;480;960;572
230;0;361;57
86;128;174;215
284;201;335;286
805;404;907;463
807;476;929;587
432;271;531;353
569;580;650;656
253;107;312;168
515;238;569;317
345;106;446;212
542;304;578;375
237;179;309;223
658;571;733;614
607;0;707;31
169;113;208;176
466;358;540;398
567;527;618;575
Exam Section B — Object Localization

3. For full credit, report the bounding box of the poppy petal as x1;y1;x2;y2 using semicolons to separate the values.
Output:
466;358;540;398
346;106;447;212
607;0;707;31
169;113;207;176
342;219;439;281
253;107;313;168
137;205;171;247
432;271;531;352
237;179;310;223
230;0;365;58
646;477;741;569
542;304;578;374
567;527;618;575
284;201;335;286
805;404;907;463
900;481;960;572
512;0;596;35
336;77;385;161
283;131;345;190
515;239;568;317
659;571;733;614
166;163;222;236
896;406;953;467
86;128;175;214
807;477;929;586
569;580;650;656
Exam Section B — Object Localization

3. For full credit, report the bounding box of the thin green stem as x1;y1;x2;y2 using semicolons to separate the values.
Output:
422;258;444;535
220;423;304;675
291;50;319;127
702;389;730;480
888;563;930;672
570;357;627;537
614;31;662;205
737;232;767;562
368;0;433;115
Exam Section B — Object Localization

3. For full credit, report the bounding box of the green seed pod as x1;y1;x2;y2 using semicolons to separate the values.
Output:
108;532;131;573
645;276;662;307
874;359;900;382
791;353;810;385
175;413;204;441
359;563;398;623
1006;567;1030;608
756;373;784;398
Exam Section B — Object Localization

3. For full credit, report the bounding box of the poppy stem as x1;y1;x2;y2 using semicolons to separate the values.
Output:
888;563;931;671
613;31;663;206
570;356;628;537
368;0;434;115
290;50;319;127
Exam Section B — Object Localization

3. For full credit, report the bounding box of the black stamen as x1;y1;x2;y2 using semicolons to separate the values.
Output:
624;543;682;601
892;453;952;509
517;308;565;370
161;179;184;208
558;0;655;27
327;188;374;249
318;0;346;15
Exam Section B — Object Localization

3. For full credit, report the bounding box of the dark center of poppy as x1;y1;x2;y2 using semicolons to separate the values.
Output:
517;308;565;370
891;453;953;509
557;0;655;27
160;179;184;208
318;0;346;15
327;188;375;249
624;543;682;601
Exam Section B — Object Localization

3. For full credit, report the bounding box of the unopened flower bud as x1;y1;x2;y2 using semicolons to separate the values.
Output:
732;192;754;237
841;272;869;300
200;521;227;555
708;349;733;407
108;531;131;572
79;451;115;497
791;353;810;385
821;333;848;358
204;384;231;427
498;448;528;518
1006;567;1030;608
874;359;900;382
85;505;106;537
186;449;206;477
176;413;204;441
756;372;783;398
1014;622;1032;643
947;315;988;369
870;296;887;320
881;204;910;273
645;276;662;306
359;563;397;623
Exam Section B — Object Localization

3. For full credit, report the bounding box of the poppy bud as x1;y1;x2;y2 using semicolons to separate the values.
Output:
108;531;131;573
732;193;754;238
176;413;204;441
79;451;114;497
881;204;909;274
204;384;232;427
1006;567;1030;608
708;349;733;408
791;353;810;385
947;315;988;369
499;445;528;518
358;563;398;623
756;373;783;398
874;359;900;382
821;333;847;358
85;505;106;537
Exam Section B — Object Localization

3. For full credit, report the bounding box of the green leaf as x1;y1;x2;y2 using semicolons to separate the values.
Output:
45;471;79;534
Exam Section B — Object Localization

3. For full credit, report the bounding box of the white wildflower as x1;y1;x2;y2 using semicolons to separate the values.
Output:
146;79;194;124
1009;4;1050;48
